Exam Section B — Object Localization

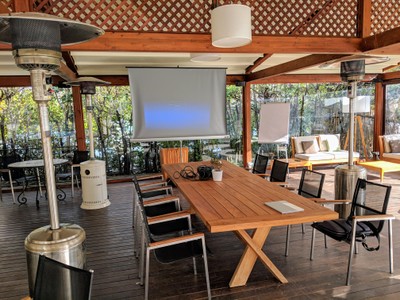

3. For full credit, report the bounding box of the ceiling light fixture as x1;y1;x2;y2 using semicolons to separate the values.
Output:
190;53;221;62
211;3;252;48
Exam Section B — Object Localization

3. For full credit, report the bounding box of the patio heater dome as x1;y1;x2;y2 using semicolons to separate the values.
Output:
0;12;103;71
67;77;110;94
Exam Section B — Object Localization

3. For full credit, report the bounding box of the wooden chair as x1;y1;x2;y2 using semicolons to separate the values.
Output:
160;147;189;179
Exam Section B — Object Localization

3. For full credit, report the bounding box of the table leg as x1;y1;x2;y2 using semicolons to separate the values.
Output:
380;170;384;182
230;227;288;287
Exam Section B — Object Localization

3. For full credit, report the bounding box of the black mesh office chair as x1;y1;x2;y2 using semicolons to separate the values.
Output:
269;159;289;183
285;169;325;256
32;255;93;300
252;153;269;175
310;178;393;285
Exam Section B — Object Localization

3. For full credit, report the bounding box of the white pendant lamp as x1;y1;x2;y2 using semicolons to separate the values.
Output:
211;4;252;48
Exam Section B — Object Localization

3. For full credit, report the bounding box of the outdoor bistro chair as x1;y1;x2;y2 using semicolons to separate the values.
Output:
285;168;325;256
136;173;167;190
267;159;289;184
3;152;36;199
30;254;93;300
310;178;393;285
0;168;16;203
132;174;181;256
57;150;89;197
138;203;211;300
132;173;180;222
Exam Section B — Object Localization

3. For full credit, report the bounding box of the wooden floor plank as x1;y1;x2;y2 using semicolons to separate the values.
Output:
1;166;400;299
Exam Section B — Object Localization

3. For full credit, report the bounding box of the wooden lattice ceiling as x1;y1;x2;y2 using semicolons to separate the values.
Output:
0;1;397;39
20;0;396;37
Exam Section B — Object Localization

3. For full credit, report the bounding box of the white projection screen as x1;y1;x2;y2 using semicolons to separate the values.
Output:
128;67;228;141
258;103;290;144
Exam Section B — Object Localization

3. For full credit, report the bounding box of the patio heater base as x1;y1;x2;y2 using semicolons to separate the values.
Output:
80;159;110;210
25;224;86;297
334;164;366;218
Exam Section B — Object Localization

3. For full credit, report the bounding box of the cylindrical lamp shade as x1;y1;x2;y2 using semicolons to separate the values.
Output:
211;4;252;48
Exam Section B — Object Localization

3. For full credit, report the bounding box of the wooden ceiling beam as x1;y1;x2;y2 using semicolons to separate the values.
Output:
53;61;77;82
245;54;273;74
0;1;9;13
0;76;31;87
362;26;400;54
0;32;359;54
3;73;383;87
381;70;400;82
251;73;377;84
62;51;78;75
245;54;349;82
358;0;371;38
13;0;31;12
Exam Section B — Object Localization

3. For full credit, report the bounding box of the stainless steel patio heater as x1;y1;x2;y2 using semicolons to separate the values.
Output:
66;77;111;210
334;60;367;217
0;12;103;296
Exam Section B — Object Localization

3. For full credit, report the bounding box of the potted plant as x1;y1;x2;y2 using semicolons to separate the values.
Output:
210;149;223;181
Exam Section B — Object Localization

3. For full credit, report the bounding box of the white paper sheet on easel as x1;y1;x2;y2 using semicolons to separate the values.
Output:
258;103;290;144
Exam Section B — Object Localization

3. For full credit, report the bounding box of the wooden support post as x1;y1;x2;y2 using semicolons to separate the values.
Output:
72;86;87;151
242;82;252;168
374;81;385;152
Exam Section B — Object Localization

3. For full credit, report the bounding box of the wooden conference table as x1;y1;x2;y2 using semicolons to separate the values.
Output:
162;161;338;287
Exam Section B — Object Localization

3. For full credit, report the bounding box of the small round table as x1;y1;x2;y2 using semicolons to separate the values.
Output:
8;159;68;208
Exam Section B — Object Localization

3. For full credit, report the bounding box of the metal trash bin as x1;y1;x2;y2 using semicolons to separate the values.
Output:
25;223;86;297
334;164;367;218
80;160;110;210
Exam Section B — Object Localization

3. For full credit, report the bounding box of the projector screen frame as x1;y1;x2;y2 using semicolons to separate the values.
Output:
128;67;229;142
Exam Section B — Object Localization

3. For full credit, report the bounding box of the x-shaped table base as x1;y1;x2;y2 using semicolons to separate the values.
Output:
230;227;288;287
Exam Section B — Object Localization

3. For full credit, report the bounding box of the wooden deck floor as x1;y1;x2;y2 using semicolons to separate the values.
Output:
1;166;400;299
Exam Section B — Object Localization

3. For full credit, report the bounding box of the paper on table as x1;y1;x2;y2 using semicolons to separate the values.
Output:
265;200;304;214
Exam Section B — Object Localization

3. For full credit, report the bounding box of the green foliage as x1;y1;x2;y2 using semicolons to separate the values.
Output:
0;80;384;173
248;82;375;158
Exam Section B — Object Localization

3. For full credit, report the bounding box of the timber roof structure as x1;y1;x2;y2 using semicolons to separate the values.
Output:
0;0;400;86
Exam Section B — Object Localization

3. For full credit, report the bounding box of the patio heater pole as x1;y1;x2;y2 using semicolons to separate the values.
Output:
348;80;356;167
31;69;60;229
66;78;111;210
334;60;367;218
0;12;104;297
87;93;95;159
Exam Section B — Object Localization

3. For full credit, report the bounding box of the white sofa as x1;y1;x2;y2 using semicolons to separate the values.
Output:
291;134;359;165
378;134;400;163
